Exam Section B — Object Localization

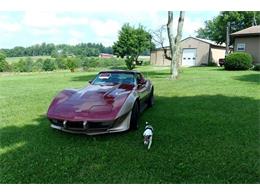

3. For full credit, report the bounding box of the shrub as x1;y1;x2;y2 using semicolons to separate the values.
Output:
80;57;125;70
24;58;34;72
33;59;44;72
0;62;12;72
12;58;37;72
0;52;10;72
55;57;67;69
64;57;79;72
42;59;56;71
13;59;27;72
224;52;253;70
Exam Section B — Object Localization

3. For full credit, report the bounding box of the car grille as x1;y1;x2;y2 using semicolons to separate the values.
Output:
49;118;114;133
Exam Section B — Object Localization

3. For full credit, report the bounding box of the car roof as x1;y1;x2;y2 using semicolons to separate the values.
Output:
99;69;140;74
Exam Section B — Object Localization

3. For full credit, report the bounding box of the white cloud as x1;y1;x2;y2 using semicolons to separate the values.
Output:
23;11;89;28
89;19;121;37
30;28;60;35
69;30;85;38
68;30;85;45
183;18;204;36
0;15;21;32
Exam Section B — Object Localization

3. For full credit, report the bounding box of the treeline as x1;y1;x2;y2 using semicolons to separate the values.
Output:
0;55;127;73
0;42;113;57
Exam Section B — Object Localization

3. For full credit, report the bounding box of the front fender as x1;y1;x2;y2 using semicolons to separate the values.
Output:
47;89;77;115
116;91;139;118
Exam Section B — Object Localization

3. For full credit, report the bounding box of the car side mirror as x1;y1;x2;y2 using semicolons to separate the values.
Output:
137;79;146;87
89;80;92;84
140;79;146;85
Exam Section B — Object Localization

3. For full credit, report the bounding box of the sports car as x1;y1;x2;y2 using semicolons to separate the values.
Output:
47;70;154;135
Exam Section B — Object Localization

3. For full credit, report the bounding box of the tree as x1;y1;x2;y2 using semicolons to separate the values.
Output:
1;42;112;58
197;11;260;44
167;11;185;79
42;59;56;71
0;52;9;72
152;25;172;60
65;57;79;72
113;24;152;70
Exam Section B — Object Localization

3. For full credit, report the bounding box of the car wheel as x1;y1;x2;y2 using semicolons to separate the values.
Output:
147;88;154;108
130;101;139;130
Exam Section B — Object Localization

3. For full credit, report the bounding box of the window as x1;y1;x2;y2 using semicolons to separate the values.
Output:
237;43;245;51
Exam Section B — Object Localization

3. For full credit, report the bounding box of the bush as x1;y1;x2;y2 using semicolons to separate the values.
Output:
33;59;44;72
0;52;11;72
42;59;56;71
253;64;260;71
224;52;253;70
64;57;79;72
12;58;37;72
55;57;67;69
13;59;27;72
80;57;125;70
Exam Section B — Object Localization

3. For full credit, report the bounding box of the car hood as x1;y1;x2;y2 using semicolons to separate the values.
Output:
47;83;134;121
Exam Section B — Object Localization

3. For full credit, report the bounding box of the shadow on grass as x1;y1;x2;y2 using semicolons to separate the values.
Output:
233;74;260;84
1;95;259;184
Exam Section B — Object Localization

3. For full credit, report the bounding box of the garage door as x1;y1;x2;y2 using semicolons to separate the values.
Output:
182;49;197;67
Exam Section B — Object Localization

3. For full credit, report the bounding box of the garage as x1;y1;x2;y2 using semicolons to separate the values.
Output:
182;48;197;67
150;36;226;66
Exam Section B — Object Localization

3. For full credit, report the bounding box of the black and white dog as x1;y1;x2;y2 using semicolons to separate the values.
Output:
143;122;154;150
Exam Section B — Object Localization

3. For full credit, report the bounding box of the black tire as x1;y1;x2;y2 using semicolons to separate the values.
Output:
130;101;139;130
147;88;154;108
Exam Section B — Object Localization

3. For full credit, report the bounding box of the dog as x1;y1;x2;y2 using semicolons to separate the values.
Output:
143;122;154;150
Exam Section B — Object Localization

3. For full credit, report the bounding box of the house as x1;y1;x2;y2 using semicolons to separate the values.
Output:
231;25;260;63
150;36;227;67
99;53;113;58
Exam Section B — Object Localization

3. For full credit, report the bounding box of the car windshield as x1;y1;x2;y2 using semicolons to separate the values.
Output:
92;72;136;86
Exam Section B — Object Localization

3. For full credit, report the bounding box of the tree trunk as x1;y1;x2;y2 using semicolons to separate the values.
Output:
225;22;230;56
175;11;185;71
167;11;185;79
167;11;175;76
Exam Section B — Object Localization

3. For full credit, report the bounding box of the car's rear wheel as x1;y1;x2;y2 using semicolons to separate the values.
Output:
147;88;154;108
130;101;139;130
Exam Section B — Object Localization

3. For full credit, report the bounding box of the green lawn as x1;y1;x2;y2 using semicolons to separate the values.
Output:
6;56;52;63
0;66;259;183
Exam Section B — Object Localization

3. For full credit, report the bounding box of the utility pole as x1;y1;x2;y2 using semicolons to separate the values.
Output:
225;22;230;56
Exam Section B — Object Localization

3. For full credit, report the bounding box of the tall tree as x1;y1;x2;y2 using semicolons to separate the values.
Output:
167;11;185;79
197;11;260;44
113;23;152;70
0;52;8;72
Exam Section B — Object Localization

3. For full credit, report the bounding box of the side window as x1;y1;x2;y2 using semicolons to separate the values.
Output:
136;73;145;84
136;73;142;84
237;43;245;51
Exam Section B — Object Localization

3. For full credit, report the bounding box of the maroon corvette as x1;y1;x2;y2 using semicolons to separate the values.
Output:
47;70;154;135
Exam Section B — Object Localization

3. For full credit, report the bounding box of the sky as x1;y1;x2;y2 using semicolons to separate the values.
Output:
0;11;219;49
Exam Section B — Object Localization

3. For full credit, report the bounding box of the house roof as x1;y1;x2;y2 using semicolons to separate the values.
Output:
153;36;226;50
231;25;260;37
183;37;226;47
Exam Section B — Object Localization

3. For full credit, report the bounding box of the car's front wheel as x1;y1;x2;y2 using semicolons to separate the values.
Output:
130;101;139;130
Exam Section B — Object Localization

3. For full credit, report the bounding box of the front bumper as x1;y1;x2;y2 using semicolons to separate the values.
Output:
48;111;132;135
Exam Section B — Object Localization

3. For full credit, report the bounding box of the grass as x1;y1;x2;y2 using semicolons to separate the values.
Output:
6;56;53;63
0;66;259;183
